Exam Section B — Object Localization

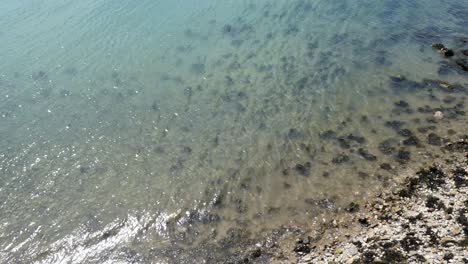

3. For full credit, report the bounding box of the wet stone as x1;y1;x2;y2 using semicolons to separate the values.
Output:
358;217;370;226
417;166;445;190
250;248;261;259
432;43;445;50
444;140;468;152
346;202;360;213
425;226;439;245
443;253;454;261
400;233;421;251
453;168;467;188
381;249;405;263
441;48;454;57
456;209;468;230
293;237;311;254
426;196;445;210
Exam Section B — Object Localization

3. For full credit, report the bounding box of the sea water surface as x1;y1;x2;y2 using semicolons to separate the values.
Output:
1;0;467;263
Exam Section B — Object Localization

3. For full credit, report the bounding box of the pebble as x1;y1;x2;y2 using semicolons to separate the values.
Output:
440;237;456;246
433;111;444;120
405;210;419;218
344;244;358;257
450;226;461;236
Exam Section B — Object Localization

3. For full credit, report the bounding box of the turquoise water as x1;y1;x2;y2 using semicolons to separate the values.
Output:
1;0;467;263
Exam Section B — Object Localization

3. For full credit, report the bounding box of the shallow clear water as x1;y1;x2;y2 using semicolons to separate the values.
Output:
0;0;467;263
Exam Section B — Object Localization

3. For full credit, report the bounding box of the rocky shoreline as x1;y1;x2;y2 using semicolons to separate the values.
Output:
162;38;468;264
285;138;468;264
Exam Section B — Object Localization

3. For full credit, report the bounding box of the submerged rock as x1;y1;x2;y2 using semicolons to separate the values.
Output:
427;133;442;145
380;163;392;171
332;154;350;164
417;125;436;133
403;135;421;147
319;130;337;140
444;139;468;152
453;168;467;188
337;138;351;149
394;100;409;108
388;75;423;91
432;43;454;57
385;120;405;130
222;24;232;34
441;48;454;57
190;63;206;75
416;166;445;190
395;149;411;163
32;71;48;81
378;139;397;155
346;202;360;213
347;134;366;144
426;196;445;210
288;128;304;139
294;162;311;176
398;128;413;137
432;43;445;50
455;58;468;71
293;237;312;254
358;148;377;161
